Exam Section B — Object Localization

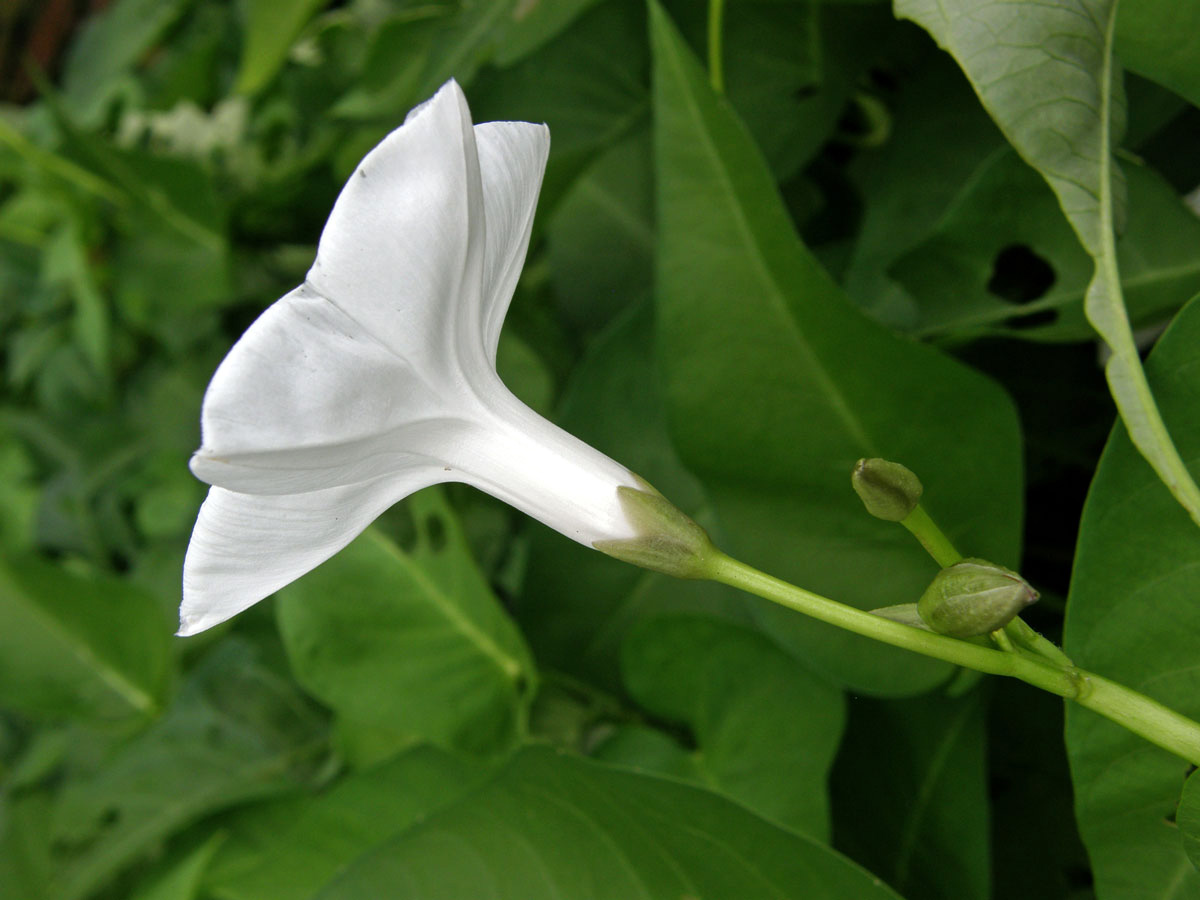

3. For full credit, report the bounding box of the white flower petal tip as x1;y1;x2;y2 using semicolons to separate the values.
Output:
180;81;650;635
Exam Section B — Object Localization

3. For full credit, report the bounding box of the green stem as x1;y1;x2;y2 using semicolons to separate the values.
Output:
707;550;1200;765
900;504;961;567
707;0;726;95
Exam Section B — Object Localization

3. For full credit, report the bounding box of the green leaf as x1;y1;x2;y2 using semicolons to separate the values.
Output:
61;0;194;125
207;746;489;900
842;51;1004;330
896;0;1200;529
1181;769;1200;873
892;150;1200;342
314;746;905;899
1064;294;1200;898
0;554;171;721
234;0;329;95
129;833;225;900
46;640;327;900
831;691;990;900
620;615;844;839
277;491;536;756
650;0;1022;694
1117;0;1200;109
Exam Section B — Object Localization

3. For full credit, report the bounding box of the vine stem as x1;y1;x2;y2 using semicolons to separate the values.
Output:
706;550;1200;765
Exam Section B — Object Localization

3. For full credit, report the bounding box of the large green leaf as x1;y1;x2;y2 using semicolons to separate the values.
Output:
831;691;990;900
1064;294;1200;898
314;746;905;899
892;150;1200;342
277;491;535;756
207;746;488;900
1117;0;1200;110
895;0;1200;528
0;553;171;721
44;640;326;900
619;615;844;839
650;0;1022;694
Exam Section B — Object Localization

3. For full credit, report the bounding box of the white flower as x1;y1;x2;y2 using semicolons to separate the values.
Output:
179;81;646;636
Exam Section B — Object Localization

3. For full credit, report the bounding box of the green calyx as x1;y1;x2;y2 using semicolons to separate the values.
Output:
594;481;719;580
852;458;923;522
918;558;1039;638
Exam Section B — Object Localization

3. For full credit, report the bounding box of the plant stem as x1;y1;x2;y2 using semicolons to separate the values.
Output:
707;0;726;95
707;550;1200;765
900;504;961;566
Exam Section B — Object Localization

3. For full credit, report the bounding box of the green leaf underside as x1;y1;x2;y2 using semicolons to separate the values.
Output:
1064;295;1200;898
618;615;844;839
896;0;1200;527
313;746;904;900
0;554;170;721
650;0;1022;694
277;490;535;755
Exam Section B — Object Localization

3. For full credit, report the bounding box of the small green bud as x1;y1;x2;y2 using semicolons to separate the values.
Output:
852;458;923;521
917;558;1039;637
870;603;933;631
594;480;718;579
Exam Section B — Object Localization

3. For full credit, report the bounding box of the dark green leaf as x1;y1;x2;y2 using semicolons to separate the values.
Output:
314;746;905;899
831;691;990;900
234;0;329;95
1117;0;1200;109
207;746;489;900
650;0;1022;694
893;151;1200;341
46;640;326;900
620;615;844;838
1064;294;1200;898
277;491;535;756
1181;768;1200;873
0;554;172;721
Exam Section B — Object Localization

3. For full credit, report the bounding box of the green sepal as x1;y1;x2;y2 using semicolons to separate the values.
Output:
594;481;719;580
852;458;924;522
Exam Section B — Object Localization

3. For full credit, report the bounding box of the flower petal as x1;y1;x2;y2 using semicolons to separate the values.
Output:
179;472;438;635
473;121;551;364
305;79;485;377
192;283;465;495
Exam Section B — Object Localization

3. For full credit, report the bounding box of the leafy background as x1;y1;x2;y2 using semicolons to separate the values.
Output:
1;0;1198;897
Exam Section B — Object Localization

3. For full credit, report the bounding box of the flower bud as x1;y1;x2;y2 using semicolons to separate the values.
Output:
852;458;923;521
917;558;1039;637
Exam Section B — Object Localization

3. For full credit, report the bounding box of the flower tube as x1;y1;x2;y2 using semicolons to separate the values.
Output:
180;81;682;636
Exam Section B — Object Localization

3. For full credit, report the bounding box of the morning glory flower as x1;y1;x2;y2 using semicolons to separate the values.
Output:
179;81;705;636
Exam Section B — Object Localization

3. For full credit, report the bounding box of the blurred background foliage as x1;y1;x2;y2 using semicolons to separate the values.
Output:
1;0;1198;897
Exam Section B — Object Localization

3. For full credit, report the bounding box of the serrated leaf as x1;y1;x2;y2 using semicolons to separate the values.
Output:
277;491;535;756
1064;294;1200;898
650;0;1022;694
314;746;905;899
